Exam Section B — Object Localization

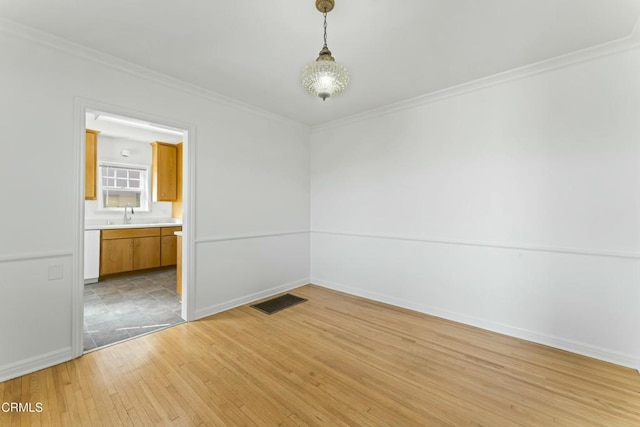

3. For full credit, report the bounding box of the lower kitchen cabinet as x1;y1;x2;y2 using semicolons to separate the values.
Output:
133;236;161;270
160;226;181;267
100;226;180;277
176;234;182;296
101;238;134;275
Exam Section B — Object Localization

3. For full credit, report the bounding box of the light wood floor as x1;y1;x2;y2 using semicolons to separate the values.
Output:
1;285;639;426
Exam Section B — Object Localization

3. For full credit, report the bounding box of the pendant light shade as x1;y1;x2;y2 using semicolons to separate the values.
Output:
301;0;349;101
301;48;350;101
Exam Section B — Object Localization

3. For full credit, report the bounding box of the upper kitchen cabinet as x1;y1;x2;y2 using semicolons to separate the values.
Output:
151;141;177;202
85;129;99;200
172;142;183;218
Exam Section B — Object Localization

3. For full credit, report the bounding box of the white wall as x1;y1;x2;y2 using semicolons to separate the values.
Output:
2;17;638;383
0;26;309;381
310;46;640;369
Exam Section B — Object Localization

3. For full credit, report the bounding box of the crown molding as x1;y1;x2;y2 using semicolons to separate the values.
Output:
2;15;639;136
0;17;309;131
312;17;640;134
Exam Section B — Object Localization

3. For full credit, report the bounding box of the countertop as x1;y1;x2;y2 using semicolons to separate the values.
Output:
85;220;182;231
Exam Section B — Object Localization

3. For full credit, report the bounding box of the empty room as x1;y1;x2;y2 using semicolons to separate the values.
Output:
1;0;639;425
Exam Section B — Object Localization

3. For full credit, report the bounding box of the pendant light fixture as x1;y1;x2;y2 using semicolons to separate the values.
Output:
301;0;349;101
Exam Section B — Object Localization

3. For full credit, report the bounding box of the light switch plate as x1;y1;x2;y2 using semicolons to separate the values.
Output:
48;264;63;280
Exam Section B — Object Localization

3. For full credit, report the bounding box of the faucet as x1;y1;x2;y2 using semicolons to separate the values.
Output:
123;204;134;224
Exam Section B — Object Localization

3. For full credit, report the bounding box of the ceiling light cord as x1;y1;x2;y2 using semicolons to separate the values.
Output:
323;10;328;48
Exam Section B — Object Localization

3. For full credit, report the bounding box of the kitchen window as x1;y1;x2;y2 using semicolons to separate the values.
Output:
98;163;150;211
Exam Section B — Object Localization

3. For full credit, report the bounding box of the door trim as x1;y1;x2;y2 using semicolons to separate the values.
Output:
73;97;197;358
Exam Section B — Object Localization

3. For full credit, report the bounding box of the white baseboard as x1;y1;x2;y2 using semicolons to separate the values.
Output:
312;277;640;371
0;347;73;383
193;278;310;320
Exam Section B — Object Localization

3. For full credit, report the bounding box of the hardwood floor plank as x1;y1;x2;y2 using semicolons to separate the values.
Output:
1;284;639;426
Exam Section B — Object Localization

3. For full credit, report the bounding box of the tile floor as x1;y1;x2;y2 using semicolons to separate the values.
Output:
83;269;183;351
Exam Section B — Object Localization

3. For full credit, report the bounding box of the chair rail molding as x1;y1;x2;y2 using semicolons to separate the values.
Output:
310;230;640;260
195;230;310;244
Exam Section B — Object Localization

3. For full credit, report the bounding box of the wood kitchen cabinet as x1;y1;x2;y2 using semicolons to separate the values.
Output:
100;226;182;277
176;234;182;297
151;142;177;201
100;238;133;275
85;129;99;200
100;228;160;276
172;142;183;218
160;226;181;267
133;237;161;270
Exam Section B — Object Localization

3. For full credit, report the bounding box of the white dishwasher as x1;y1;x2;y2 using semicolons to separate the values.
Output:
84;230;100;284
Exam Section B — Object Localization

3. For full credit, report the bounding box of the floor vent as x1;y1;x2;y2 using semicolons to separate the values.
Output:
250;293;307;315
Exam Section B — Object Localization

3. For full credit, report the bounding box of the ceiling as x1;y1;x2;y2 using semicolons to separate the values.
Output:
2;0;639;126
85;112;184;144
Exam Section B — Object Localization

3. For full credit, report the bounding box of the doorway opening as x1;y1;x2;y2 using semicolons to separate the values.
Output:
76;103;192;353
